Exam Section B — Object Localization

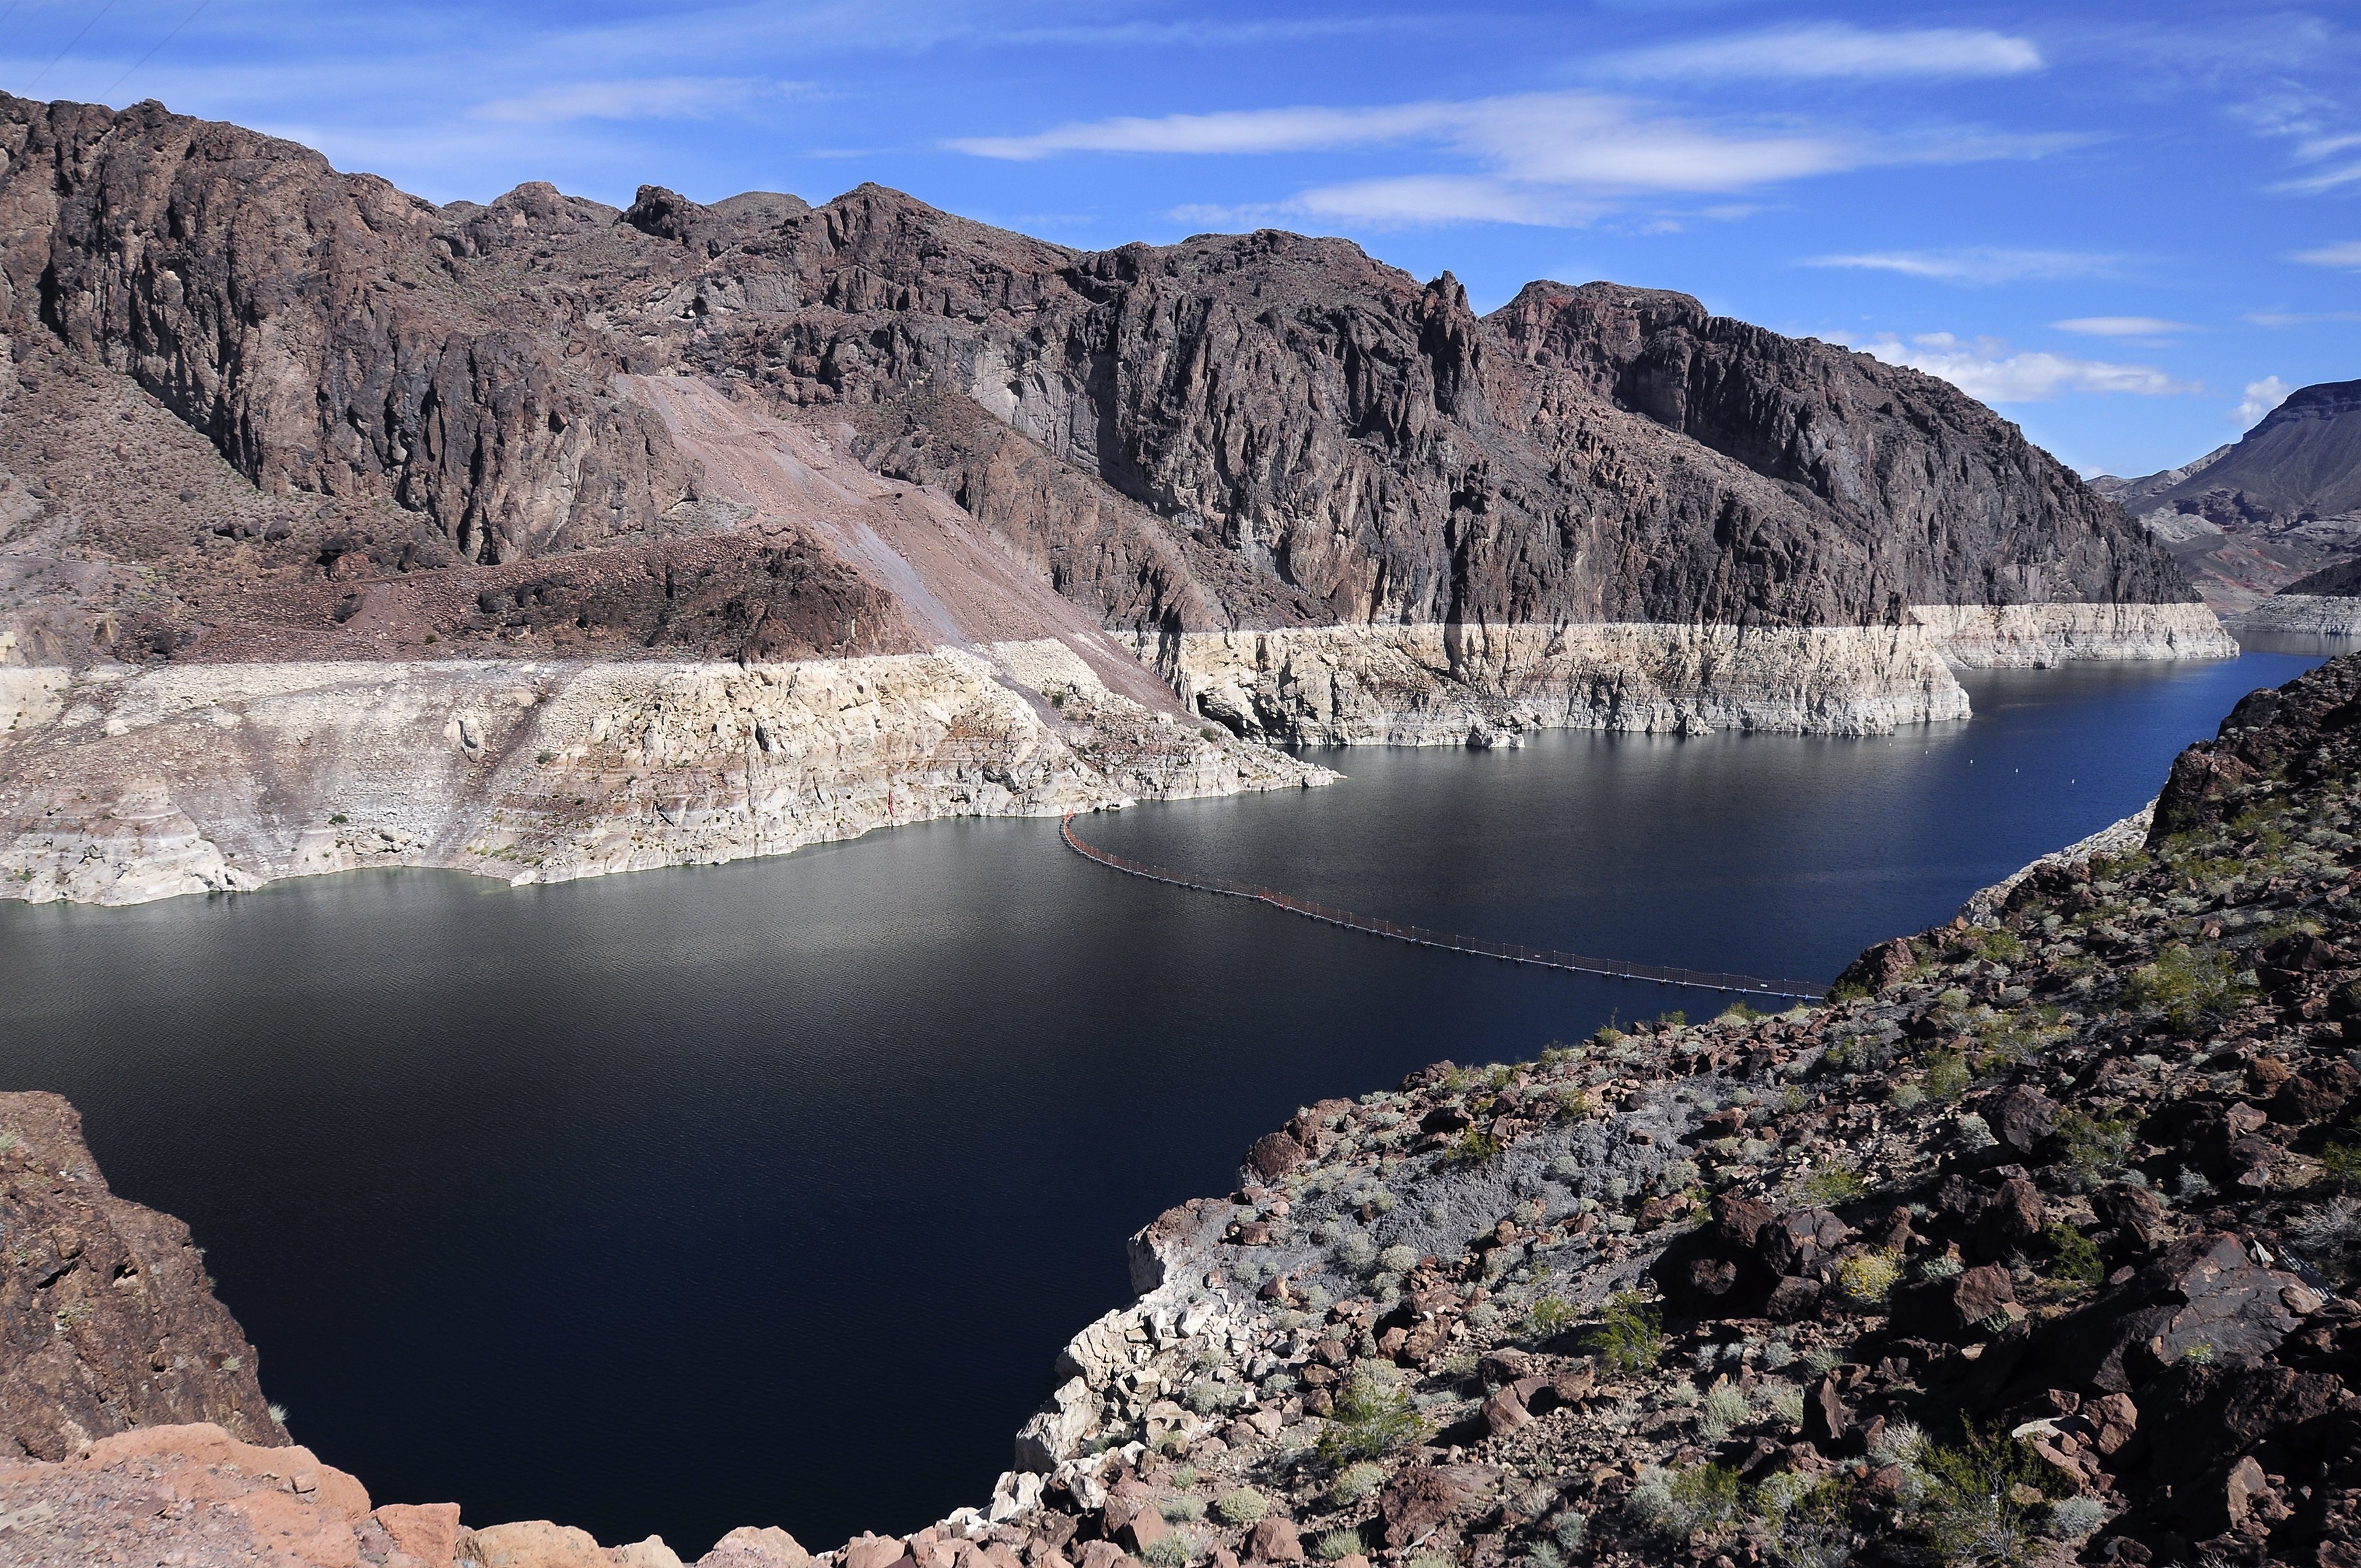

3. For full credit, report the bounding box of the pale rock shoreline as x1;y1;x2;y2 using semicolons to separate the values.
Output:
0;640;1326;908
1;604;2239;907
2234;595;2361;638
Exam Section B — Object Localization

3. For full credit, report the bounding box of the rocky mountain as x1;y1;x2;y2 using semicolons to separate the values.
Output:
11;652;2361;1567
0;91;2191;665
2094;381;2361;612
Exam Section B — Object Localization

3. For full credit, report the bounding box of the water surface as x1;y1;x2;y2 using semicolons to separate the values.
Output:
0;648;2326;1553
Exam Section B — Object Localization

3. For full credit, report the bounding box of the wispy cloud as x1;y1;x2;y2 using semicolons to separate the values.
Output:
1840;332;2197;402
2233;376;2292;425
2245;309;2361;326
2291;240;2361;269
2052;316;2193;336
1601;24;2043;82
1805;248;2120;286
953;90;2064;227
472;77;815;125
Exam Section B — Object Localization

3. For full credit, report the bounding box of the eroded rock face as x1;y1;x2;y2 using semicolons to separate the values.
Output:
0;91;2195;670
0;1094;280;1459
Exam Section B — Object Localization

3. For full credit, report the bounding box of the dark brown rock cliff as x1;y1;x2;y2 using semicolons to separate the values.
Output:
0;92;2196;666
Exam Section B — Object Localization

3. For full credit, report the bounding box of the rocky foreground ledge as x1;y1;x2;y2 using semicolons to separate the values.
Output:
11;655;2361;1568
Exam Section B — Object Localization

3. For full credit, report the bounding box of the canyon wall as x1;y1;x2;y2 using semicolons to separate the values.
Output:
1904;602;2236;667
1124;622;1971;746
0;644;1323;907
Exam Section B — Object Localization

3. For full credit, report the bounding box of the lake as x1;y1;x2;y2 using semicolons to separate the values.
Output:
0;645;2332;1553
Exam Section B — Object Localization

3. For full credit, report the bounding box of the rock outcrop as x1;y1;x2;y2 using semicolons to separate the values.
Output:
0;645;1326;906
0;1093;281;1460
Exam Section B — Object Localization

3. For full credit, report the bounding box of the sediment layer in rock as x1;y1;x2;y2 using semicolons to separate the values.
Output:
2236;595;2361;638
1122;622;1972;746
1906;601;2236;666
0;644;1326;907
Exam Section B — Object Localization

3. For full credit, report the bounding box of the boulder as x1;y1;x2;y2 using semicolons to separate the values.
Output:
1802;1376;1850;1450
1245;1518;1304;1563
380;1503;466;1567
1974;1178;2045;1260
1379;1467;1473;1548
1987;1086;2057;1157
697;1529;811;1568
1892;1264;2014;1342
2042;1233;2310;1392
1245;1132;1305;1183
461;1522;616;1568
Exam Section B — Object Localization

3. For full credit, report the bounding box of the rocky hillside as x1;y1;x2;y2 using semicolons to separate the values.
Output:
12;657;2361;1565
2095;381;2361;612
0;91;2192;675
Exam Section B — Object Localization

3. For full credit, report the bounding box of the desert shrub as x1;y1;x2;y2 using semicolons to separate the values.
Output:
1868;1420;1927;1468
2044;1225;2105;1288
1699;1381;1752;1440
2055;1110;2139;1189
1525;1546;1561;1568
1798;1166;1868;1206
1910;1424;2058;1567
1214;1488;1269;1526
1761;1339;1797;1369
1836;1249;1902;1305
1552;1512;1588;1552
2287;1194;2361;1284
1759;1474;1859;1568
1312;1530;1362;1562
1188;1380;1242;1416
1803;1345;1846;1377
1925;1049;1972;1102
1891;1080;1927;1111
1173;1465;1199;1490
1405;1554;1454;1568
2122;943;2247;1036
1163;1496;1208;1522
2045;1496;2108;1540
1525;1295;1576;1339
1626;1463;1742;1540
1591;1293;1663;1373
1766;1382;1807;1426
1142;1535;1195;1568
1919;1254;1964;1281
1317;1364;1424;1462
2320;1122;2361;1188
1444;1130;1505;1167
1331;1462;1386;1509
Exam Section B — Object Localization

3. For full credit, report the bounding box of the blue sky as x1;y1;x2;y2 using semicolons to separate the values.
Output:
3;1;2357;479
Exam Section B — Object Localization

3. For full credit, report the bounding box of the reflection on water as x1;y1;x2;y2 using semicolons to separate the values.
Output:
0;648;2326;1553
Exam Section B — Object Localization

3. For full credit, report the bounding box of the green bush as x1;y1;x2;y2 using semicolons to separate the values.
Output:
2055;1110;2139;1188
1797;1168;1869;1207
1525;1295;1576;1339
1836;1249;1902;1305
1443;1130;1505;1167
1142;1535;1195;1568
1910;1424;2058;1567
1626;1463;1742;1541
2044;1225;2104;1288
1317;1364;1425;1462
1162;1496;1208;1522
1591;1293;1663;1374
1312;1529;1363;1562
2122;943;2247;1037
1758;1475;1857;1568
1213;1488;1269;1526
1330;1462;1385;1509
1925;1049;1972;1102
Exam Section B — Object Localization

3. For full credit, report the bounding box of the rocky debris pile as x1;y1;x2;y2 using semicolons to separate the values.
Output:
937;651;2361;1568
0;1092;281;1458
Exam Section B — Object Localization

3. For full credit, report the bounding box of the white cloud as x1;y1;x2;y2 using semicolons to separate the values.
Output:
1294;176;1601;228
953;90;2061;227
2051;316;2193;336
949;103;1452;160
2234;376;2292;425
2245;310;2361;326
1805;249;2119;286
2292;240;2361;269
472;77;813;125
1840;332;2198;402
1602;24;2042;82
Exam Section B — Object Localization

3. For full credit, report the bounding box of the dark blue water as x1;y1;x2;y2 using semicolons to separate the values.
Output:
0;648;2328;1555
